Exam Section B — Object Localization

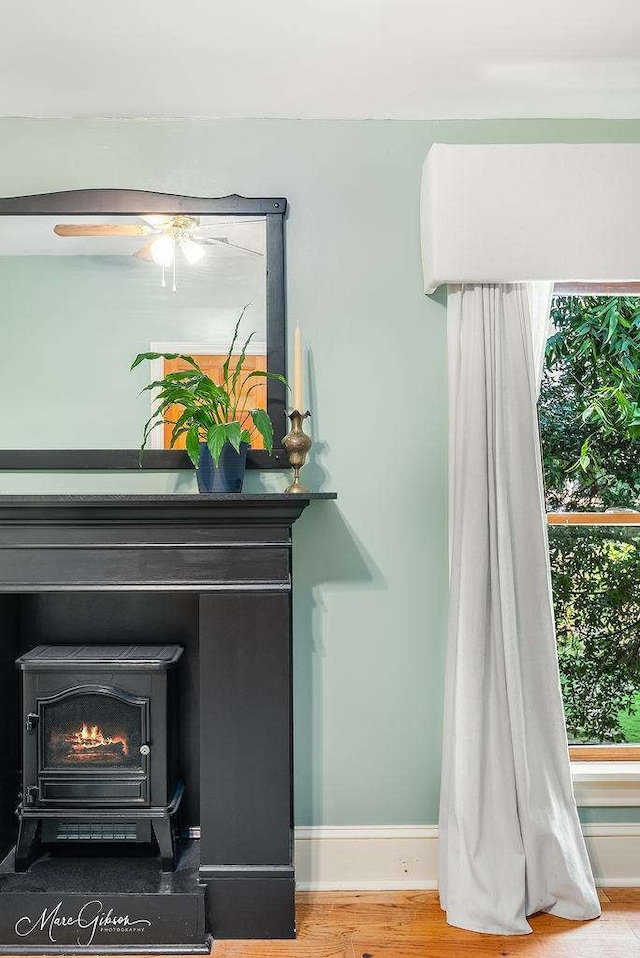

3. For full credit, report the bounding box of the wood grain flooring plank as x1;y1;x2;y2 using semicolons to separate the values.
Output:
216;888;640;958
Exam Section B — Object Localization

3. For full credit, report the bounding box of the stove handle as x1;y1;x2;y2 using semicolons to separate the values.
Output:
25;713;39;733
140;744;151;756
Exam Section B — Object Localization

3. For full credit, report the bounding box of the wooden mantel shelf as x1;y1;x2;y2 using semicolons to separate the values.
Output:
0;492;336;527
0;493;336;501
0;492;336;592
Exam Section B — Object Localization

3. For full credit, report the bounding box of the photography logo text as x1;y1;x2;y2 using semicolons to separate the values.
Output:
15;900;152;945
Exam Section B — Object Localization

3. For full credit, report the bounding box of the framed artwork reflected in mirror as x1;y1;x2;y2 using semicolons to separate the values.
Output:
148;344;268;452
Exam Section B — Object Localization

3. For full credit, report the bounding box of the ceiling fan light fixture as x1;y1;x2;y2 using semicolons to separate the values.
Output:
180;238;206;265
150;234;175;267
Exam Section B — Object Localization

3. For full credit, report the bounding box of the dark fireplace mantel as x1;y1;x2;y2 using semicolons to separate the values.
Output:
0;494;334;591
0;492;335;945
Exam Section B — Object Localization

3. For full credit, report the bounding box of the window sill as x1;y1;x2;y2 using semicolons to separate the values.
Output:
571;762;640;806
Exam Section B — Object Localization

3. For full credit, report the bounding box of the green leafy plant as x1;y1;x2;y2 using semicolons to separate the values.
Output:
549;525;640;742
541;295;640;510
131;308;287;467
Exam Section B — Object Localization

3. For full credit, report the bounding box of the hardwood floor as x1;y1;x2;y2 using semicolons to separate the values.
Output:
213;888;640;957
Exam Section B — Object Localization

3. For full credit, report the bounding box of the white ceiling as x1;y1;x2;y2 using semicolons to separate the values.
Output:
2;0;640;120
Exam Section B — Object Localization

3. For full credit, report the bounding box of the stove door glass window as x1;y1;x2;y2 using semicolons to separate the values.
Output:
41;689;146;771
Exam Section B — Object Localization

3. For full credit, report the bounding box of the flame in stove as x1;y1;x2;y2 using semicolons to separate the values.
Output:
69;723;128;756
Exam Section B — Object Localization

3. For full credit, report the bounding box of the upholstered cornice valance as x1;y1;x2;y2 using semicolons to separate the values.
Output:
420;143;640;293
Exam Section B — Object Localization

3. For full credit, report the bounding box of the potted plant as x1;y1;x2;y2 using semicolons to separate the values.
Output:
131;312;287;492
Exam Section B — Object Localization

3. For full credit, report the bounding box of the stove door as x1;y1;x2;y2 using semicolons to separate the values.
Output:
35;686;149;805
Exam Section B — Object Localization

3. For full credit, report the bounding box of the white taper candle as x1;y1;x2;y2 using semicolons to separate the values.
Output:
292;323;303;411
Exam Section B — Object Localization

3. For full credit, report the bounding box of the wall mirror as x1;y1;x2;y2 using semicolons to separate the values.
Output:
0;189;287;470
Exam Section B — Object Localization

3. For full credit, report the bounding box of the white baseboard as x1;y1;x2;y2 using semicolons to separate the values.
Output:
582;823;640;887
294;823;640;890
294;826;439;891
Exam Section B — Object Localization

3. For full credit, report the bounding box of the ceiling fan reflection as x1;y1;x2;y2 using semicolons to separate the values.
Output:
53;214;264;291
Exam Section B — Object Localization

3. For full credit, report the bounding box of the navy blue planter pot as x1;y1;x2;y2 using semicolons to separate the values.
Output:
196;441;249;493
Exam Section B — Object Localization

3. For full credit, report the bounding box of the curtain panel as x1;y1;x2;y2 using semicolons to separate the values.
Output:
440;283;600;935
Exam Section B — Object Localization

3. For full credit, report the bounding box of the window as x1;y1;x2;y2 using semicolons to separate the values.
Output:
539;287;640;761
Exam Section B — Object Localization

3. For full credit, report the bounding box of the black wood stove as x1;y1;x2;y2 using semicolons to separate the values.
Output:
16;645;183;872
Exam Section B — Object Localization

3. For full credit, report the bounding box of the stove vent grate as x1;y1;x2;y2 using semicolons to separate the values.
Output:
52;821;138;842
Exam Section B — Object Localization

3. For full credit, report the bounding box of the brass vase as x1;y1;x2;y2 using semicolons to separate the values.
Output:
283;410;312;493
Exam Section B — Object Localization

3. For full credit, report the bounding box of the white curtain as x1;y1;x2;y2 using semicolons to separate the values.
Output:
440;283;601;935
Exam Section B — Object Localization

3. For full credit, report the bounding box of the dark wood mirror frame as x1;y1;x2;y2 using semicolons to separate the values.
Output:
0;189;288;471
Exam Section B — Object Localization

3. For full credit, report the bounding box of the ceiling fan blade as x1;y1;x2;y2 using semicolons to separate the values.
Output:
138;214;173;228
198;237;263;256
133;238;157;261
54;224;151;237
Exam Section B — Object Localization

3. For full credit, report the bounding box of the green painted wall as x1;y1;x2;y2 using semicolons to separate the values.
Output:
1;118;640;826
0;255;266;449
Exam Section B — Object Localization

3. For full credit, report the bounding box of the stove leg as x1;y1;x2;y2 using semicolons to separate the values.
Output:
15;818;38;872
152;817;175;871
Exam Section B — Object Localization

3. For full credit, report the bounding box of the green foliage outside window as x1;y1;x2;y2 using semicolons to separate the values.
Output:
548;526;640;742
540;296;640;742
541;296;640;512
